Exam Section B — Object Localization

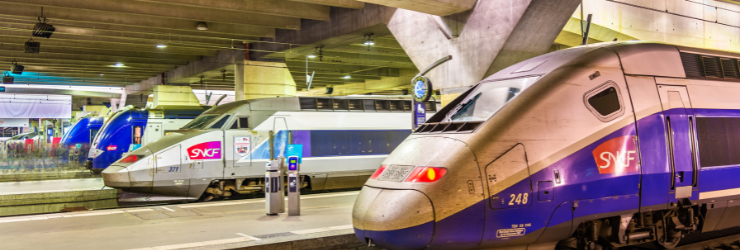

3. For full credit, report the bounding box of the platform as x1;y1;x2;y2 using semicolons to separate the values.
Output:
0;178;117;216
0;191;367;250
0;170;97;182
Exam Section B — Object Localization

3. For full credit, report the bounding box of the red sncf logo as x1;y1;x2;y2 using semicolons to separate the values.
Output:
592;135;639;174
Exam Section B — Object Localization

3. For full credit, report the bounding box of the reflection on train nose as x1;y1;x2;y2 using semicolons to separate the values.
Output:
102;165;130;188
354;187;434;249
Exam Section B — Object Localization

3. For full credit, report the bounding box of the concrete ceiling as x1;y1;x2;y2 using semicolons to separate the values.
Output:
0;0;405;93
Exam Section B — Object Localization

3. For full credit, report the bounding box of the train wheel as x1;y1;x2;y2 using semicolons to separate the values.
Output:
655;229;681;249
655;214;682;249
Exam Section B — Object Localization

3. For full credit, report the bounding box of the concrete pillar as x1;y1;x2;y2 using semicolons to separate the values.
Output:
387;0;580;105
234;62;245;101
242;61;296;100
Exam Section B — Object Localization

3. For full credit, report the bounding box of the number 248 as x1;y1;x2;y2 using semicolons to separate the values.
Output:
508;193;529;206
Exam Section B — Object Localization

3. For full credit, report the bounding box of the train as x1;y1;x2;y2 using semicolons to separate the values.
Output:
60;115;104;163
352;41;740;250
101;96;439;202
86;105;209;173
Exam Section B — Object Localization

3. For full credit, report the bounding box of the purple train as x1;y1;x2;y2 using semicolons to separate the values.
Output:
353;41;740;250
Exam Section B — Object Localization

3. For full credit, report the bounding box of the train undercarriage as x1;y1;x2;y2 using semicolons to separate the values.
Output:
558;200;701;250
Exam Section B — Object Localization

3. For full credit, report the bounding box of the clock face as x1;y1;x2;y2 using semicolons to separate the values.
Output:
414;80;427;99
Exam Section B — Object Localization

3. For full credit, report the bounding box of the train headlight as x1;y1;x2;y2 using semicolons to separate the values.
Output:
119;155;141;163
369;165;387;179
404;167;447;183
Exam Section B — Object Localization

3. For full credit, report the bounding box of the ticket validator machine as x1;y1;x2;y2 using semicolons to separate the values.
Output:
287;156;300;216
265;156;285;215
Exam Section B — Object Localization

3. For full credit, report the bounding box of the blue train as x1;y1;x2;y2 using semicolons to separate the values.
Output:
353;42;740;249
86;106;208;173
60;116;104;163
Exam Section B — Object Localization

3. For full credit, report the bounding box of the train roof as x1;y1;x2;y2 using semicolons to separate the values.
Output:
201;96;440;115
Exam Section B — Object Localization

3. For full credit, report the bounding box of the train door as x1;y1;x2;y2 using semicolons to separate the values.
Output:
483;144;534;245
153;144;189;196
657;85;697;202
224;116;252;178
144;123;162;145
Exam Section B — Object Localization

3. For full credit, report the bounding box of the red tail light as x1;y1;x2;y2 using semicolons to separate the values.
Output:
405;167;447;183
120;155;140;163
370;165;387;179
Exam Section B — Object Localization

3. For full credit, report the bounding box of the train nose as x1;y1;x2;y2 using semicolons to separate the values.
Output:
102;165;130;188
353;186;434;250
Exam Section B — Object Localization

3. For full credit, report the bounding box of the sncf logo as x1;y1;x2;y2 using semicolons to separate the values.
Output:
188;141;221;160
592;135;639;174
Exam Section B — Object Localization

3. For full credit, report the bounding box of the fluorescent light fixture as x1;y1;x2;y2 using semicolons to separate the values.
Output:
113;63;124;67
100;74;104;76
343;75;351;79
0;84;123;94
364;39;375;46
156;44;167;48
307;55;317;58
196;22;208;31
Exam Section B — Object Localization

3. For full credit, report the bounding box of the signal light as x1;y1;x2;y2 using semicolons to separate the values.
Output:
370;165;387;179
120;155;140;163
405;167;447;183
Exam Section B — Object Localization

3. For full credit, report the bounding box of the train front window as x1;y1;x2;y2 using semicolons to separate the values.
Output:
447;76;539;122
182;114;219;129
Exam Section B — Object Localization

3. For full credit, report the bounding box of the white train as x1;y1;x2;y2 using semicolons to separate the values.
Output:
102;96;438;202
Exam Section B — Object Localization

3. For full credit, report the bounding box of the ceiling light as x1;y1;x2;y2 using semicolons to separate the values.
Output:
32;8;55;39
114;63;124;67
196;22;208;31
2;72;13;84
307;55;316;58
156;44;167;48
100;74;104;76
25;38;40;53
10;59;24;75
343;75;351;79
364;33;375;46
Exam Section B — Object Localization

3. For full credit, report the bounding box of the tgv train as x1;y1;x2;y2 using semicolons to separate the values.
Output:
60;115;104;163
102;97;438;202
87;105;208;173
353;41;740;250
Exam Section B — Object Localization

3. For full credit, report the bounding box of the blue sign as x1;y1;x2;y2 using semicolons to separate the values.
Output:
287;144;303;164
412;76;432;102
0;86;5;92
414;102;427;128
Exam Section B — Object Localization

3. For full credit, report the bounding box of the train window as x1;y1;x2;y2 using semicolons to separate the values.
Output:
588;88;620;116
236;117;249;129
210;115;231;129
229;120;238;129
363;100;376;111
182;114;219;129
89;129;99;144
446;76;538;122
584;81;624;122
696;117;740;167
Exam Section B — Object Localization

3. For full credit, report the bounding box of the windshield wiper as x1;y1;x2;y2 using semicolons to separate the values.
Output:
448;92;482;122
